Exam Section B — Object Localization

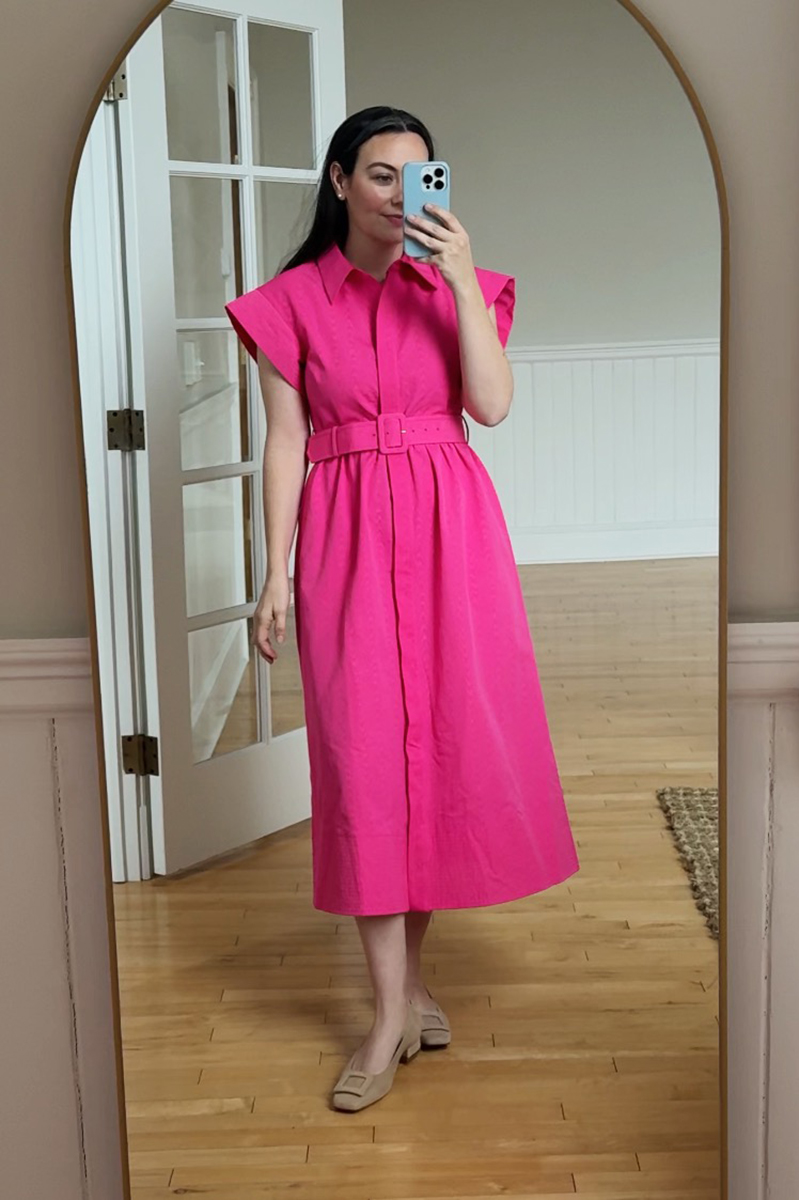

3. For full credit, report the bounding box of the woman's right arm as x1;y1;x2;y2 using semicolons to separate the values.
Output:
252;346;310;663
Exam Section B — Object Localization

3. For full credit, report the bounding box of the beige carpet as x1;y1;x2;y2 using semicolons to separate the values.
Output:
656;786;719;939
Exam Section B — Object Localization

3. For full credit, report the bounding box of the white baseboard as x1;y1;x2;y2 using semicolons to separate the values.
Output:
510;520;718;562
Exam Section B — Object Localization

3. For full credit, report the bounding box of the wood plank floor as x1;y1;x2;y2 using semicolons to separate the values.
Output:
114;555;720;1199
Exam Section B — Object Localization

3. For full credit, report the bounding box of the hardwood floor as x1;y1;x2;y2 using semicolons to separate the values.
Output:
114;555;720;1199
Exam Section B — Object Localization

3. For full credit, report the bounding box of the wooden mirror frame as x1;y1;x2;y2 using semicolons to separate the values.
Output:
62;2;729;1196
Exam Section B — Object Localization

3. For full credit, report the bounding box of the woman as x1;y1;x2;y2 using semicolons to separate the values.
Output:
225;106;580;1112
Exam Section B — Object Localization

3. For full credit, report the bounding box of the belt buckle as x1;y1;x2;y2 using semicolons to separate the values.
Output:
376;411;407;454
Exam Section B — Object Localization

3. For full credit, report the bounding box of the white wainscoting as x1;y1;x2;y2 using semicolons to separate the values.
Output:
727;622;799;1200
0;639;126;1200
465;339;720;562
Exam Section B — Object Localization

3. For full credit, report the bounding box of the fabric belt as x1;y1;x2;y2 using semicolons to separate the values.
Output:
306;411;468;463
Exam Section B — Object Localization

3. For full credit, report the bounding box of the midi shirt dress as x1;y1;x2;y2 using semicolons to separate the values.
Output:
225;240;580;916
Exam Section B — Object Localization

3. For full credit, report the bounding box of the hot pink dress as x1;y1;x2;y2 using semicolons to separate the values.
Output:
226;241;580;916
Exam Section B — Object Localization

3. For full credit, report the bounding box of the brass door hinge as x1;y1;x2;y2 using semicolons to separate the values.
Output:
121;734;160;777
104;62;128;103
107;409;145;451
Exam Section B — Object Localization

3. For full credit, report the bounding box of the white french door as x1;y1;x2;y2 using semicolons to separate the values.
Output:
120;0;345;874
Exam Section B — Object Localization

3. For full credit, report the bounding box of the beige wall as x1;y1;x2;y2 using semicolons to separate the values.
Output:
2;0;797;634
3;0;799;1195
344;0;720;347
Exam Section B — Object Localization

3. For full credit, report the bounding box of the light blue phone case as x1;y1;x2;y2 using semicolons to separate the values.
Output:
402;161;451;258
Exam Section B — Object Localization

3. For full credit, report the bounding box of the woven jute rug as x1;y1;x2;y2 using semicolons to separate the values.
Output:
656;786;719;939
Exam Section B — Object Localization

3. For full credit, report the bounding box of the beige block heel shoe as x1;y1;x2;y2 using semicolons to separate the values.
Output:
413;987;452;1049
332;1002;423;1112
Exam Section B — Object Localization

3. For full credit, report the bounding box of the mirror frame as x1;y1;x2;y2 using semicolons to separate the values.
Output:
62;2;730;1196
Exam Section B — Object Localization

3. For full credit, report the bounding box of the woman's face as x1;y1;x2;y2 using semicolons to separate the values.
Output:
332;131;430;247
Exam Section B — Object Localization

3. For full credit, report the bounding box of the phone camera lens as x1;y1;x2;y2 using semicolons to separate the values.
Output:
434;180;444;190
434;167;444;178
422;173;433;185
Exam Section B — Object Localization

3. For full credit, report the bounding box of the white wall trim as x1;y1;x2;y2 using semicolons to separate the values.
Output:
728;621;799;695
506;336;720;362
727;621;799;1200
0;637;95;715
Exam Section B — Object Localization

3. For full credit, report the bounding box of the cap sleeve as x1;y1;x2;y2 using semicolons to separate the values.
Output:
475;268;516;349
225;285;303;392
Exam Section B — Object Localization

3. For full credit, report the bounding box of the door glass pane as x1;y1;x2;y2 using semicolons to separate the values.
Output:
177;330;250;470
249;23;314;168
269;590;304;736
170;176;243;319
162;8;239;164
254;181;317;279
188;617;259;762
183;476;255;618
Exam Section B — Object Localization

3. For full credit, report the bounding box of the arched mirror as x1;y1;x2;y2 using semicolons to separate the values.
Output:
68;0;725;1194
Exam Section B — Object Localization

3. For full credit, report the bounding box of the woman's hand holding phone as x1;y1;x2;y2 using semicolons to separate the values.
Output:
403;160;474;295
405;202;478;298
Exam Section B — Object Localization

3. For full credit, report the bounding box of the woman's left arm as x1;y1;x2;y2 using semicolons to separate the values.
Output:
406;202;514;427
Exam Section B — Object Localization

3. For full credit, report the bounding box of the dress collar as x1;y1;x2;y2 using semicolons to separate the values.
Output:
317;239;440;303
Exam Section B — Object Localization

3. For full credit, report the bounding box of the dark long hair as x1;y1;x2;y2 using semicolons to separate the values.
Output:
279;106;436;274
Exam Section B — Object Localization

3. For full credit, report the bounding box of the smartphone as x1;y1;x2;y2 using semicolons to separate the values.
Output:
402;160;451;259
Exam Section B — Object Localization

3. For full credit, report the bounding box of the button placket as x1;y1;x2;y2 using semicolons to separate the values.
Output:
374;271;402;418
373;270;423;907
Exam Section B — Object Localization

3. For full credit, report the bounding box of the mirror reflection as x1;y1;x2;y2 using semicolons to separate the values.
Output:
70;0;721;1194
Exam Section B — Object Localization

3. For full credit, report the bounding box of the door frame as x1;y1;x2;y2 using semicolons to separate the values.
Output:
70;92;153;883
